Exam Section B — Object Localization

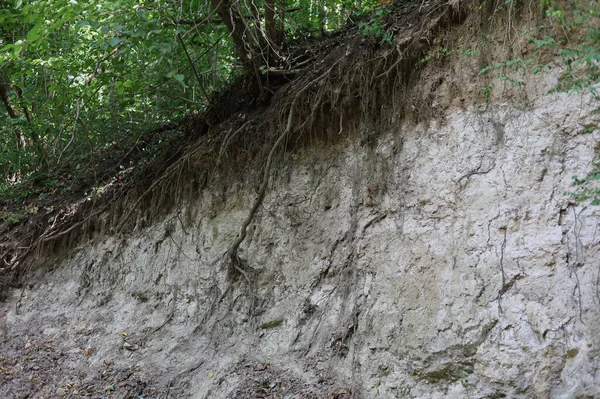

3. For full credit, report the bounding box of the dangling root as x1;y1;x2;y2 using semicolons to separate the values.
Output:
226;58;343;278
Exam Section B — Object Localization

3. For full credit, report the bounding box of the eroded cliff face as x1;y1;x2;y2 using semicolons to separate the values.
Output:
2;88;600;398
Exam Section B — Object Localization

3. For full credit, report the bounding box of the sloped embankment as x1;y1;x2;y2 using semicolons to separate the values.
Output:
2;1;600;398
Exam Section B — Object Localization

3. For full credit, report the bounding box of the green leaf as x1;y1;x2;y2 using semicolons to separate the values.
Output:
0;43;15;53
109;37;122;47
160;42;172;53
27;23;44;42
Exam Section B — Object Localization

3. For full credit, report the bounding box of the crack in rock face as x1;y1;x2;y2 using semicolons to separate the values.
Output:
2;93;600;398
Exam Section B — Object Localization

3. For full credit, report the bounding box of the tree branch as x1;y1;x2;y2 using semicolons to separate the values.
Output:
0;72;26;148
177;33;211;103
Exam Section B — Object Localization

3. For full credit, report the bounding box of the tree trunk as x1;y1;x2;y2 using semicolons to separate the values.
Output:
0;79;18;119
265;0;286;66
0;78;26;148
210;0;262;93
14;84;47;164
1;71;47;163
13;86;32;124
265;0;278;65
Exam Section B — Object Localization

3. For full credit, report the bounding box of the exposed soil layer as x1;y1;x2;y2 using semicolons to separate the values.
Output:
2;0;594;398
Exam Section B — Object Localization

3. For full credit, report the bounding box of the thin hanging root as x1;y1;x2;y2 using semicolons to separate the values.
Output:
226;58;343;274
2;202;113;280
230;253;253;287
217;120;253;166
116;153;190;233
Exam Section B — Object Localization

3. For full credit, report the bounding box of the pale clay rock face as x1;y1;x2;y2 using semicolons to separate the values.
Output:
4;89;600;398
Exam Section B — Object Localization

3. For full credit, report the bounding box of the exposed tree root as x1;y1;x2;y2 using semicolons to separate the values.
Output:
115;149;193;233
226;58;344;278
1;201;113;289
40;205;110;243
217;120;253;166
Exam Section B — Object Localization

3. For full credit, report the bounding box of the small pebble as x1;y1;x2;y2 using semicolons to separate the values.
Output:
123;342;137;351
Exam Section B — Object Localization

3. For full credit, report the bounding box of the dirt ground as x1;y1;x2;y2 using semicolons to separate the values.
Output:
0;289;354;399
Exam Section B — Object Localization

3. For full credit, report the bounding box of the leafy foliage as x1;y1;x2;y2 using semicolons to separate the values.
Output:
0;0;233;201
567;168;600;206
